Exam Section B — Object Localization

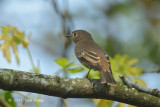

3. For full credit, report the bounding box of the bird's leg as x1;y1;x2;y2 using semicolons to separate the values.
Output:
85;69;91;78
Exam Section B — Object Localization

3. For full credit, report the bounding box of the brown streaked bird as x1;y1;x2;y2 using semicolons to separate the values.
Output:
66;30;116;85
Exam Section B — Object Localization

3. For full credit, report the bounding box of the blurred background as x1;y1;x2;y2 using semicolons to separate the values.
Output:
0;0;160;107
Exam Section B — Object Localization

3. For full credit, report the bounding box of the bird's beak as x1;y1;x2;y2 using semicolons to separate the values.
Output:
66;34;71;37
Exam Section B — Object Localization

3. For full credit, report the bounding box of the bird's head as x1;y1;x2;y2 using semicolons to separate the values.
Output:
66;30;93;43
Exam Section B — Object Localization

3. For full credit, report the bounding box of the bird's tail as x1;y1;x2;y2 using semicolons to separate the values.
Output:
100;70;116;85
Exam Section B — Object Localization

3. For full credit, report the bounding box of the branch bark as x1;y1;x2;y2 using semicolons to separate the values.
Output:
119;75;160;98
0;69;160;107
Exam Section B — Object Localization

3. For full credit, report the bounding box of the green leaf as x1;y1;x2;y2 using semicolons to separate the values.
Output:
66;67;84;73
55;57;68;67
64;62;75;68
127;67;142;76
93;99;114;107
116;103;125;107
134;78;147;87
127;59;138;66
5;91;16;107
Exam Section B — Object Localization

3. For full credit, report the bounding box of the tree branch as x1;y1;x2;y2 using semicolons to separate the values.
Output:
0;69;160;107
119;75;160;98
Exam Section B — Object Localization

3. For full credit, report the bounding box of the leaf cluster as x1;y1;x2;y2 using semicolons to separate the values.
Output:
0;25;29;64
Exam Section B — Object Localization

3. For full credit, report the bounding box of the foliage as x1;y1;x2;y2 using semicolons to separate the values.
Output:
93;99;114;107
55;57;84;74
0;25;40;107
0;90;16;107
55;54;146;107
110;54;143;80
4;91;16;107
116;103;135;107
0;25;29;64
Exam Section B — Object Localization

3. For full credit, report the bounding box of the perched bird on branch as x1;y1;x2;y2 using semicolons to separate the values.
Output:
66;30;116;85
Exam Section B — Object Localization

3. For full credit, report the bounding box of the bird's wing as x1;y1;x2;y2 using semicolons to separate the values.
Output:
75;49;100;63
105;55;112;72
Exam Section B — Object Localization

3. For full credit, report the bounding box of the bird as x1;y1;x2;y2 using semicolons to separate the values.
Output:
66;30;116;85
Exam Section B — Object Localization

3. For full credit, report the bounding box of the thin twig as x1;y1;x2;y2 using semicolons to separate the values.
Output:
62;99;68;107
51;1;71;107
119;75;160;98
26;47;35;69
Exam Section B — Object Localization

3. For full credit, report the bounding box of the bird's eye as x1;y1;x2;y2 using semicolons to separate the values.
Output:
73;32;76;36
